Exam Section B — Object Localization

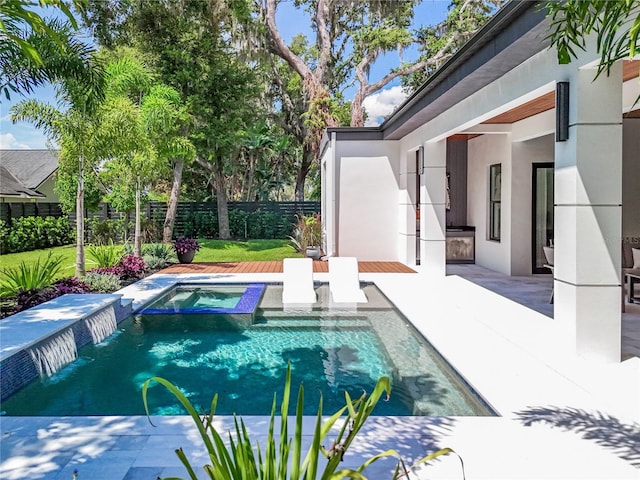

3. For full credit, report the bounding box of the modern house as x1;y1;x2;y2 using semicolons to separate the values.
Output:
0;149;59;202
320;1;640;364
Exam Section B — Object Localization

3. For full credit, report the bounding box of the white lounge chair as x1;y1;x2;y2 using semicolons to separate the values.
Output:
282;258;317;304
328;257;368;303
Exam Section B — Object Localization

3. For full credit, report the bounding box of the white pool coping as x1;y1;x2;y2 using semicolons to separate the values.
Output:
0;294;125;362
2;270;639;479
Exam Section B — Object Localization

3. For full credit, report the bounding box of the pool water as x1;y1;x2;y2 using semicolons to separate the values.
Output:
1;285;493;417
143;285;245;311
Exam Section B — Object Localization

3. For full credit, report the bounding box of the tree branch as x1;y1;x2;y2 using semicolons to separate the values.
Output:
314;0;333;83
263;0;312;79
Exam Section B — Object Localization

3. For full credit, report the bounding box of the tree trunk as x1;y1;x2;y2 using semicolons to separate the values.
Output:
214;154;230;239
294;145;314;202
350;89;366;127
75;156;85;278
163;157;184;243
134;177;142;257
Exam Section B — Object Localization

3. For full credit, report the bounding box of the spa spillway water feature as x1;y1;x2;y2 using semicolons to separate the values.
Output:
1;284;494;417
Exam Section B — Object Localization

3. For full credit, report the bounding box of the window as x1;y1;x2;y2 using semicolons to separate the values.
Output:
489;163;501;241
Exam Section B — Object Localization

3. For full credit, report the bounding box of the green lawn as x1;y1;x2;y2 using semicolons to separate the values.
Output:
193;239;303;262
0;245;77;278
0;239;302;278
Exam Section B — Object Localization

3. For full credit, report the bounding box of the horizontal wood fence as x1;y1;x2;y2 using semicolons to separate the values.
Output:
0;202;63;222
1;201;320;239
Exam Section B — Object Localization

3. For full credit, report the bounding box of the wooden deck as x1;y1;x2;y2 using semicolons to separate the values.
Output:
159;260;416;274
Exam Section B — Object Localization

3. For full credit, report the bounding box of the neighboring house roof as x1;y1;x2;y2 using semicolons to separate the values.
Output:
0;165;45;198
0;149;58;198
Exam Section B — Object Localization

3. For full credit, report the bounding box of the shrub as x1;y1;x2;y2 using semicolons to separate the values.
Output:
87;217;130;245
88;265;120;277
13;277;89;312
173;237;200;255
53;277;90;294
143;364;400;479
143;255;167;270
0;216;73;254
229;209;249;238
43;217;74;248
118;254;146;281
88;254;146;282
260;210;280;239
140;216;162;243
142;243;175;263
289;213;322;253
193;211;218;239
15;287;59;312
0;252;65;297
245;210;263;239
0;219;11;254
87;241;124;268
83;272;121;293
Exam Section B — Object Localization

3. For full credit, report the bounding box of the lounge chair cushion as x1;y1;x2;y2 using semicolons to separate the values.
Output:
622;237;640;268
633;248;640;268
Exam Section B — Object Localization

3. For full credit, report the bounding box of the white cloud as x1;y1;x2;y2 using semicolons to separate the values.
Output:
362;86;408;127
0;133;30;149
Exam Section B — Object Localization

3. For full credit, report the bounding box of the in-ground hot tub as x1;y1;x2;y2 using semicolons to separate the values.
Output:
138;283;266;328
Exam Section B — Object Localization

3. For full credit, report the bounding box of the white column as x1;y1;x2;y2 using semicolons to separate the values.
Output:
554;64;622;362
421;140;447;278
398;150;417;265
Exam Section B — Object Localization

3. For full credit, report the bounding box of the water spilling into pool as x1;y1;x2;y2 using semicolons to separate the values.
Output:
85;306;117;344
28;329;77;378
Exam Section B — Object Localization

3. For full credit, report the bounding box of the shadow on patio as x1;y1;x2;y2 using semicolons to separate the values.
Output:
446;264;640;361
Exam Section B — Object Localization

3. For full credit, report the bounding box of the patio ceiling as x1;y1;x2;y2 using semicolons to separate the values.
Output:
478;60;640;126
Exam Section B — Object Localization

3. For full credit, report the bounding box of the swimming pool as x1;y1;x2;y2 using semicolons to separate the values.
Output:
1;284;493;417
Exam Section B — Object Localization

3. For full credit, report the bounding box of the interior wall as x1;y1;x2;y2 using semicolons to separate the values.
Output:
623;119;640;237
467;134;512;274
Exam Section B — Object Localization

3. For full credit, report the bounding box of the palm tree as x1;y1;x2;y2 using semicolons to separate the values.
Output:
100;55;195;255
0;1;100;101
547;0;640;73
11;54;105;277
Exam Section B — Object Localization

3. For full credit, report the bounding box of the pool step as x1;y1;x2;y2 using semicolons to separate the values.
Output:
252;315;371;329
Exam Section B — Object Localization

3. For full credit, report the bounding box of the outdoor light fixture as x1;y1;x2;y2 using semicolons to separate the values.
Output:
556;81;569;142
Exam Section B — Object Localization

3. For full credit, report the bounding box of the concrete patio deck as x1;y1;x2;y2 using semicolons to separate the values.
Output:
446;264;640;361
1;264;639;479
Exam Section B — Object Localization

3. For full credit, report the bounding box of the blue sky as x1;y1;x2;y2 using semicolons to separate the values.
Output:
0;1;452;149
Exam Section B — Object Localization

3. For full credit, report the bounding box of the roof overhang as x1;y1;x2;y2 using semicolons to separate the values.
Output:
382;1;550;140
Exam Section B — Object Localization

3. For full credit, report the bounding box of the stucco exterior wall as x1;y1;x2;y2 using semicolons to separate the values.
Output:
511;134;555;275
320;141;335;257
467;134;512;274
333;140;400;260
